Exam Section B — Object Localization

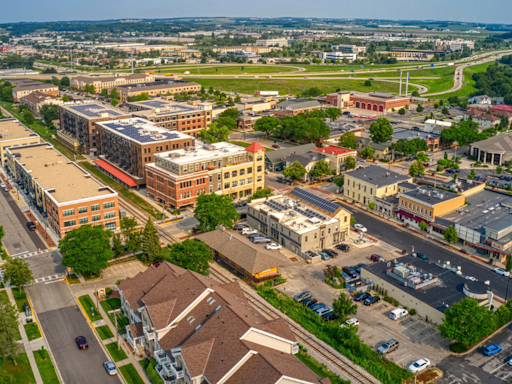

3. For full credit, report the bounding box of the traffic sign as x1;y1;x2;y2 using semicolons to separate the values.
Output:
91;307;94;311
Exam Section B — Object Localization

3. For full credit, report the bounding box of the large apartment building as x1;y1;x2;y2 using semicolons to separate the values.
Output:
70;73;154;92
20;91;64;116
145;142;266;209
119;262;330;384
11;82;59;102
128;99;212;137
5;143;119;238
94;118;195;188
59;103;132;155
116;80;201;102
0;118;42;166
247;187;351;256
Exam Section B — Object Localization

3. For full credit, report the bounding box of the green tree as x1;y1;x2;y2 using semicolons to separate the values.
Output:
111;98;119;107
369;118;393;143
62;94;70;102
444;225;458;244
1;86;13;102
0;370;16;384
468;169;476;179
141;218;162;263
497;165;503;174
197;121;230;144
416;104;424;113
254;116;280;136
60;225;113;276
309;159;332;180
283;161;307;181
165;239;212;275
136;92;150;101
23;110;34;125
60;76;70;87
364;80;372;87
361;145;375;159
332;292;358;318
444;151;448;160
120;217;141;256
398;108;406;116
344;156;356;171
0;297;20;366
325;108;342;120
334;176;344;188
40;104;59;123
110;88;119;100
442;107;449;115
338;131;357;149
248;188;272;202
439;298;495;346
408;160;425;177
101;88;109;98
112;234;125;257
1;256;33;288
368;202;376;210
418;221;429;231
194;193;240;232
416;152;429;163
412;91;420;97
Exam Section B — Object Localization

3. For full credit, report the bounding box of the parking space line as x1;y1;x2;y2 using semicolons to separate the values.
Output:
411;325;428;336
396;354;412;363
502;370;512;379
377;307;390;314
491;363;507;373
430;338;447;347
448;380;460;384
420;332;437;342
403;320;418;328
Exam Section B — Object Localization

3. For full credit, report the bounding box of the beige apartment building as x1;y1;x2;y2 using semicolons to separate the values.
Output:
145;141;266;209
70;73;154;92
0;118;42;167
12;83;59;102
116;81;201;102
5;143;119;238
247;187;351;256
344;167;412;206
19;91;64;116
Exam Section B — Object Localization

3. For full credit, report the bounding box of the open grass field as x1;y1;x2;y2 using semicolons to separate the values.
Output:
161;65;299;75
190;78;416;96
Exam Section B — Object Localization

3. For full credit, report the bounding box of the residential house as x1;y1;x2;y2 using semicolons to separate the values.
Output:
264;143;318;171
356;137;393;160
285;152;329;181
19;91;64;116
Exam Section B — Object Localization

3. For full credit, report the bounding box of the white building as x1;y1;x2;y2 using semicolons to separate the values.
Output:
256;38;289;47
321;52;357;62
331;44;367;54
424;119;453;133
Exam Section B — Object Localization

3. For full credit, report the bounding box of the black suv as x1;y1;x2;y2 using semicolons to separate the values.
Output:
26;222;36;231
336;244;350;252
342;267;358;279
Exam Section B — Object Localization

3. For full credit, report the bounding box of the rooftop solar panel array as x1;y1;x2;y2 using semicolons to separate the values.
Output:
103;121;181;143
70;104;122;117
289;188;339;215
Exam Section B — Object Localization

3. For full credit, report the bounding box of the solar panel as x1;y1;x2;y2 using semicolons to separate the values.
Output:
289;187;339;214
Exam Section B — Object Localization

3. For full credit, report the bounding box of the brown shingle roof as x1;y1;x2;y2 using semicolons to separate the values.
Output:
179;339;215;378
129;322;144;338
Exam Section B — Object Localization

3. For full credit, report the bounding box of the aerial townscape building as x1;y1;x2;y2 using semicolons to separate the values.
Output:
11;81;59;102
115;80;201;102
19;91;64;116
0;118;42;166
325;91;411;113
70;73;155;92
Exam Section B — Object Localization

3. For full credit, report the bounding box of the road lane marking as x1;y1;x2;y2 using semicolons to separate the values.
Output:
11;250;29;256
44;279;64;284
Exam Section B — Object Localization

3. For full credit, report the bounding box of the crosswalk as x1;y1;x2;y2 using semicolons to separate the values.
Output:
33;274;64;284
11;248;56;259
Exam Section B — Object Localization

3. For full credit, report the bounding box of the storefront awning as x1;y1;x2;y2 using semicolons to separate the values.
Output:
396;209;414;219
94;159;138;187
474;243;509;255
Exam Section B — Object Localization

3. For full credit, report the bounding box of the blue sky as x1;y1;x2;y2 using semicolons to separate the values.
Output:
1;0;511;25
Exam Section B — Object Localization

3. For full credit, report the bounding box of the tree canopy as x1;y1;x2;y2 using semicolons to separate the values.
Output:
0;295;20;366
361;145;375;159
197;121;231;144
408;160;425;177
1;256;33;288
165;239;212;275
391;138;428;155
283;161;307;181
277;116;330;143
440;120;496;147
332;292;358;318
40;104;59;123
247;188;272;202
142;218;162;263
369;118;393;143
309;159;332;180
338;131;357;149
254;116;281;136
194;193;239;232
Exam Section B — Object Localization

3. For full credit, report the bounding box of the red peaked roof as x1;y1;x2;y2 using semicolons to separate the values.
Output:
245;142;266;153
491;105;512;113
313;145;357;155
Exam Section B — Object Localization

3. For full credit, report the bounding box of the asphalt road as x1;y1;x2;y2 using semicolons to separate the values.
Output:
334;200;512;300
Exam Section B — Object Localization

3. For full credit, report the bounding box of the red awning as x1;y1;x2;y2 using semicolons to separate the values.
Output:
414;216;430;225
474;243;509;255
396;209;414;219
94;159;137;187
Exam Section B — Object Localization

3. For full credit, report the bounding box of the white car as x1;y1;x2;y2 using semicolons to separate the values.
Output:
465;276;478;282
408;358;430;373
493;268;510;277
340;318;359;327
354;224;367;232
0;183;5;188
266;243;282;250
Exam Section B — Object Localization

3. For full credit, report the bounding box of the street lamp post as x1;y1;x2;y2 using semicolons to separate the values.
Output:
109;308;122;350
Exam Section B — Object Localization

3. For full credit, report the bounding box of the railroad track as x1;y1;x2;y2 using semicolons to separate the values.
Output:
208;267;378;384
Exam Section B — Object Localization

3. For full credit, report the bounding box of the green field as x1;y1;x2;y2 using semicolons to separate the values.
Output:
34;349;59;384
0;353;36;384
190;78;417;96
161;65;298;75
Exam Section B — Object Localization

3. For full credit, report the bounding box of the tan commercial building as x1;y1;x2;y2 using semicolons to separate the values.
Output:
273;99;322;118
12;82;59;102
146;141;266;209
119;262;331;384
247;187;351;256
116;81;201;102
70;73;154;92
344;167;412;207
0;118;42;166
19;91;64;116
5;143;119;238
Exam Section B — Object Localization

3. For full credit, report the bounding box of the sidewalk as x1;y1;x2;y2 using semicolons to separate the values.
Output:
5;287;44;384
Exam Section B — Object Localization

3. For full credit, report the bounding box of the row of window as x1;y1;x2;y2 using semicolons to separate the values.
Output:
62;202;114;217
400;199;432;217
63;212;116;227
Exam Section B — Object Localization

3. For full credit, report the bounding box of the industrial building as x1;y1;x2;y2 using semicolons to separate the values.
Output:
331;44;367;54
320;52;357;62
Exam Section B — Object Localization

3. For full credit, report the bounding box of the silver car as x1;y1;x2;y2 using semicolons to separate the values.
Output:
103;361;118;375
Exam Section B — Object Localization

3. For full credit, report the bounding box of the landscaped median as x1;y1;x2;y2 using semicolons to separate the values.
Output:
77;295;103;322
254;285;412;384
119;363;145;384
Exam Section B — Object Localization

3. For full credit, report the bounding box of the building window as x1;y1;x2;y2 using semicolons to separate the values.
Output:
217;183;221;190
305;236;308;242
232;171;237;177
232;181;238;187
92;214;101;222
63;209;75;217
240;169;245;176
257;166;262;172
64;219;76;227
209;186;213;193
247;177;253;184
78;207;87;214
105;222;116;230
103;201;115;209
247;167;252;174
224;172;229;179
79;217;88;225
147;172;153;178
104;212;116;220
257;176;262;182
224;183;229;189
240;179;245;186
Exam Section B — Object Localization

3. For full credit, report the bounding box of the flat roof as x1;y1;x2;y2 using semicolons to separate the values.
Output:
11;144;114;204
129;99;205;115
13;83;58;91
96;118;193;144
400;185;460;206
154;142;247;165
64;103;126;119
0;118;38;142
345;166;411;188
363;256;467;314
392;128;440;140
349;91;410;102
116;81;199;92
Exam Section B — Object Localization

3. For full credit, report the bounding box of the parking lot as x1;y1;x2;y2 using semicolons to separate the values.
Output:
275;234;451;369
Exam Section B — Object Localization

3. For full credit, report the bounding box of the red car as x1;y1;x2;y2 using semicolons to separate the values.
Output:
272;144;280;149
371;254;385;262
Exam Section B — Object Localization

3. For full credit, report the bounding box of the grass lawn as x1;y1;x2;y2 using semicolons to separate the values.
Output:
101;298;129;334
105;342;128;362
119;363;145;384
295;348;349;384
0;290;9;303
34;348;59;384
96;325;115;340
0;353;36;384
229;141;250;148
66;274;80;284
190;78;416;97
139;358;164;384
100;298;122;312
414;76;455;94
80;162;163;220
24;323;41;341
11;287;27;312
163;65;298;75
77;295;103;322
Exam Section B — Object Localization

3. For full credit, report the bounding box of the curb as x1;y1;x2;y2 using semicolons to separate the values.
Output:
451;319;512;356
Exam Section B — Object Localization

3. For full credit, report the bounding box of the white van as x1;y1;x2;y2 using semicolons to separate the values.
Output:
390;309;408;320
242;227;258;235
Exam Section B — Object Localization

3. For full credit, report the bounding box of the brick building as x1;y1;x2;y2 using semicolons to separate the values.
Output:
58;103;132;155
5;143;119;238
145;142;266;209
94;118;195;188
325;91;411;113
20;91;64;116
115;80;201;102
127;99;212;137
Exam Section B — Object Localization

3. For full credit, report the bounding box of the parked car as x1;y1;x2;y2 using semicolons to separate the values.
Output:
328;176;336;182
364;296;381;306
341;272;351;280
302;298;317;307
507;176;512;181
371;254;385;262
484;344;502;356
465;276;478;282
0;183;5;188
75;336;88;349
340;318;359;327
427;152;433;156
336;243;350;252
252;237;271;244
238;201;248;207
342;267;358;278
323;249;338;257
378;339;399;355
247;233;263;240
351;263;366;274
500;175;506;180
322;312;340;321
320;252;331;261
415;253;429;261
408;358;431;373
354;292;371;302
266;243;282;250
293;291;312;303
272;144;280;149
274;166;283;172
489;181;499;186
103;361;118;375
315;306;333;316
234;224;248;230
493;268;510;277
26;222;36;231
354;224;367;232
308;303;325;312
243;228;259;235
3;186;8;192
390;308;408;320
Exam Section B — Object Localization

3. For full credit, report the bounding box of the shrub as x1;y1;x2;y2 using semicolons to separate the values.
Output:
409;308;417;316
449;342;468;353
105;287;113;295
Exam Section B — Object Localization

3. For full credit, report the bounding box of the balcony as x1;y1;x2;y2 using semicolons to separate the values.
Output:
126;330;136;350
155;364;178;384
143;325;155;340
154;349;171;366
